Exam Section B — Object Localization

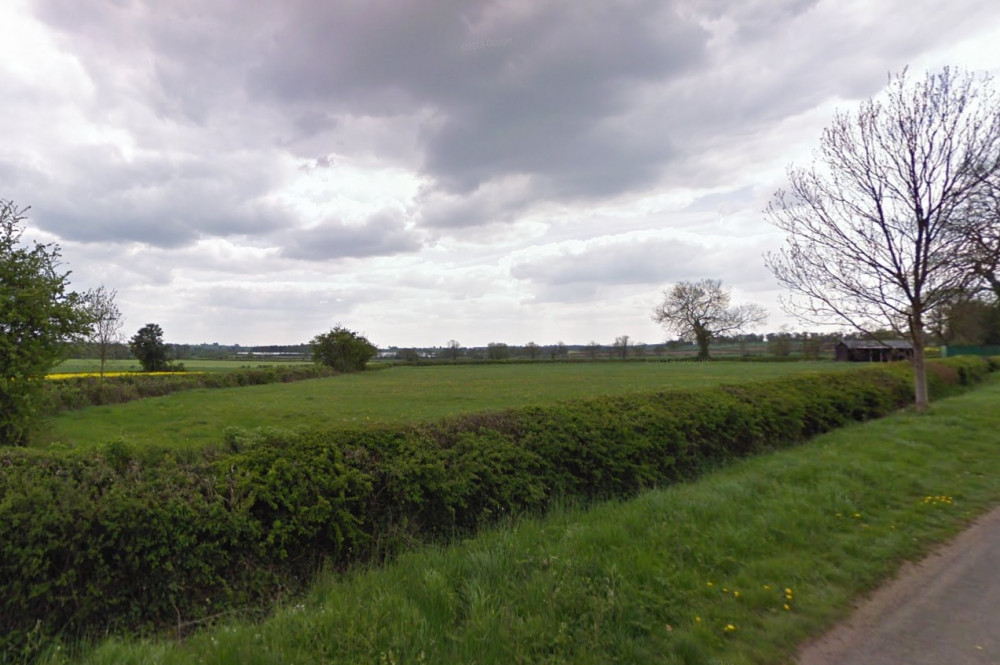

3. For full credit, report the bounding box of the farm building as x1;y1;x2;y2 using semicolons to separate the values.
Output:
834;339;914;362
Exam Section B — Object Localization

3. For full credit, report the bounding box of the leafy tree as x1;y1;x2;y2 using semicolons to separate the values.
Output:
652;279;768;360
83;285;126;377
129;323;171;372
767;331;794;357
524;341;540;359
398;348;420;363
931;296;1000;345
1;200;91;444
446;339;462;360
311;326;377;372
801;333;826;360
765;67;1000;410
486;342;510;360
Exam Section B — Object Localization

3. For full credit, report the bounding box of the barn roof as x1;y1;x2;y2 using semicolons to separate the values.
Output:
838;339;913;350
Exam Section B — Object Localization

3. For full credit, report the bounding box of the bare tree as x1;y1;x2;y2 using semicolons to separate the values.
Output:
652;279;767;360
765;67;1000;410
960;184;1000;300
446;339;462;360
613;335;630;360
84;285;126;377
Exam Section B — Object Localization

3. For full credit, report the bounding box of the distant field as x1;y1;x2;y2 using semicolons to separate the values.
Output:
51;358;312;374
36;361;856;451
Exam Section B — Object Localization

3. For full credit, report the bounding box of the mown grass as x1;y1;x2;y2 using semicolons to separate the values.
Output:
40;376;1000;665
36;361;853;452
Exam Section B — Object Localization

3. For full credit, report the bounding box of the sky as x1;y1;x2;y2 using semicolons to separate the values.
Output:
3;0;999;348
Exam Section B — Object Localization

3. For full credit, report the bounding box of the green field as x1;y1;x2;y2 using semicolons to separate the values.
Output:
38;361;854;451
44;375;1000;665
51;358;312;374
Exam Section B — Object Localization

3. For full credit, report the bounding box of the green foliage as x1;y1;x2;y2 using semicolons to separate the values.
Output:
38;365;337;414
57;379;1000;665
1;358;992;661
0;201;91;446
128;323;171;372
310;326;377;372
486;342;510;360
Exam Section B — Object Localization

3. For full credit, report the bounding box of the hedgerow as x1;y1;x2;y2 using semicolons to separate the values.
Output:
0;357;993;662
37;365;337;415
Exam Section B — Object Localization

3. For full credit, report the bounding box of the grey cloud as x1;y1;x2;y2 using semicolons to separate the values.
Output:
280;210;422;261
512;235;775;303
29;0;998;246
415;176;534;229
20;147;292;248
194;285;362;314
512;238;706;289
243;1;706;204
683;186;756;213
24;0;910;235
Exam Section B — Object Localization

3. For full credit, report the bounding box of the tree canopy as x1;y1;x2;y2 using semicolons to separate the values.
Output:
1;200;91;444
129;323;171;372
652;279;767;360
311;326;377;372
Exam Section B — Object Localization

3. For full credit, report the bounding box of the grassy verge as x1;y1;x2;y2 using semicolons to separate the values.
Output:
44;376;1000;665
36;361;852;451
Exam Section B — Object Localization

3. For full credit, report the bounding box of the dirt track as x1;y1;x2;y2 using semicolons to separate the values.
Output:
796;504;1000;665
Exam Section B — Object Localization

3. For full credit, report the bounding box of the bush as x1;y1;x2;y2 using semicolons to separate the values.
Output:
0;357;993;661
310;327;377;372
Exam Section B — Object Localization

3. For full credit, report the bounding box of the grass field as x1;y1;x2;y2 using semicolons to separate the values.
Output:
51;358;312;374
42;375;1000;665
36;361;855;451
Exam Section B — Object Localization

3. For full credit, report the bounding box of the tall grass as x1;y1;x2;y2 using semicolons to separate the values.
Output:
44;376;1000;665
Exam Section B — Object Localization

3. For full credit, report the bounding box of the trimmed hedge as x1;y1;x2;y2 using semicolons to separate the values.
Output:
0;357;993;662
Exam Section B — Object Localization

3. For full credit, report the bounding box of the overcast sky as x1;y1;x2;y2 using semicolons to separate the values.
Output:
3;0;999;347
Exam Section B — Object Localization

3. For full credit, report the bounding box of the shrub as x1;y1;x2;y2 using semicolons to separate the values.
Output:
310;327;377;372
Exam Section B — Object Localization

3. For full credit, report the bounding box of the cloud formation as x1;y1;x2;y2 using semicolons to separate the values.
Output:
1;0;997;345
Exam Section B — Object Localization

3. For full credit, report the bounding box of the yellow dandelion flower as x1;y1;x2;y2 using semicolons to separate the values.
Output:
724;624;737;633
784;603;791;611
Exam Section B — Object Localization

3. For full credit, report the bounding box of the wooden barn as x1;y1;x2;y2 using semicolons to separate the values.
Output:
835;339;914;362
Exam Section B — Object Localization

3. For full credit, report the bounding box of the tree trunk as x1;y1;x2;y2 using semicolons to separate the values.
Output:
695;327;711;361
910;318;929;412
